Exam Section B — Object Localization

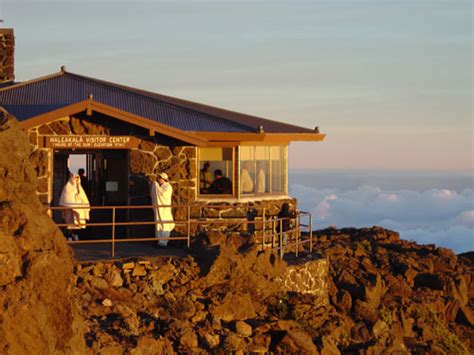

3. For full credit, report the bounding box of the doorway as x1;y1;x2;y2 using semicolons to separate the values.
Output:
53;150;130;239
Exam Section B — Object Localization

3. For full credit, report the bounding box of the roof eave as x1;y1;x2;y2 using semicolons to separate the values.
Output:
194;131;326;146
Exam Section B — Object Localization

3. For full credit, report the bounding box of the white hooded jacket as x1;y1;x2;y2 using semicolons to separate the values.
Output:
59;173;90;229
150;180;175;232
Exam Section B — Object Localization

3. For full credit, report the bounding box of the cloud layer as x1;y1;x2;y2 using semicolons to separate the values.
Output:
290;183;474;253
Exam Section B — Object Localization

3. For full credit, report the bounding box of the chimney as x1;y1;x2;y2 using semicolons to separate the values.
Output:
0;29;14;83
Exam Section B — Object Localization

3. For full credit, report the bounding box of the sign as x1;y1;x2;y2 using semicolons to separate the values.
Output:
105;181;119;192
42;135;140;149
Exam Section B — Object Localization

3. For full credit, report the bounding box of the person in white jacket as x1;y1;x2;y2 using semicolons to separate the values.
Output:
59;172;90;241
240;162;254;194
149;172;175;247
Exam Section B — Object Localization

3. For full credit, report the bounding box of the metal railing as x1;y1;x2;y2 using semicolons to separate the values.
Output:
48;204;314;259
258;211;313;258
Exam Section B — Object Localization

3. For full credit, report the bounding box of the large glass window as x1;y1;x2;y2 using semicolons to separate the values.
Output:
270;146;285;193
239;145;286;195
199;147;234;195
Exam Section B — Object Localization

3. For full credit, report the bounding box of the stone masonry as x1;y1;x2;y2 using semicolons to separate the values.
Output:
0;29;14;83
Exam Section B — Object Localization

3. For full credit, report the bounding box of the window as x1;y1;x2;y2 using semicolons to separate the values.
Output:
270;146;285;193
239;145;286;195
198;147;234;195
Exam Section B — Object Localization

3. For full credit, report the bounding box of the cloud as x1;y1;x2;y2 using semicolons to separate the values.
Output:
432;189;458;201
290;183;474;253
456;210;474;228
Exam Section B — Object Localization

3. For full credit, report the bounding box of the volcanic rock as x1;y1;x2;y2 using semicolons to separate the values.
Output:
0;109;86;353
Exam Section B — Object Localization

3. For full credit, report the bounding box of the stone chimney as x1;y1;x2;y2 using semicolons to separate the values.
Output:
0;29;14;83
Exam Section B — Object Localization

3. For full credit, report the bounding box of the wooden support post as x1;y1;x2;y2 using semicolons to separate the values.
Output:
111;207;116;258
187;205;191;248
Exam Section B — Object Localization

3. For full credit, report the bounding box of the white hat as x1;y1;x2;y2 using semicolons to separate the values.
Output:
158;172;169;181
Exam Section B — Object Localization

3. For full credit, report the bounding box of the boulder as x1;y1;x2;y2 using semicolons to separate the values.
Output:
274;329;318;354
132;264;147;277
197;329;220;349
235;321;253;337
353;300;379;325
0;109;86;353
334;289;352;313
105;269;124;288
211;292;257;321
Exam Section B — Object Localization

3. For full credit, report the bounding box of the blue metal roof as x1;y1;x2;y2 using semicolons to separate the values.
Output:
0;71;316;134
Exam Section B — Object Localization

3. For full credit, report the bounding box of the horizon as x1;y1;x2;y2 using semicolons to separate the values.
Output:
1;0;472;170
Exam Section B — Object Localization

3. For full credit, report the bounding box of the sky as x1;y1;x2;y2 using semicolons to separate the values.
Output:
1;0;472;170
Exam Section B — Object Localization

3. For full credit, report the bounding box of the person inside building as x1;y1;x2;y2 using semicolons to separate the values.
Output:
256;162;266;194
240;161;254;193
78;168;89;196
208;169;232;194
149;172;175;248
59;172;90;241
200;161;213;194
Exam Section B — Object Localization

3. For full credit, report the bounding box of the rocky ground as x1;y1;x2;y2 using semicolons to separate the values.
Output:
1;110;472;354
312;227;473;354
74;228;473;354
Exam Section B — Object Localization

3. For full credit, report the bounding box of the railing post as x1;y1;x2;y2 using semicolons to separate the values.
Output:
297;214;301;257
309;213;313;253
279;219;283;259
272;218;275;249
111;207;116;259
187;205;191;248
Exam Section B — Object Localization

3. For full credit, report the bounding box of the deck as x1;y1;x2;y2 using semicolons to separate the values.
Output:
70;242;188;262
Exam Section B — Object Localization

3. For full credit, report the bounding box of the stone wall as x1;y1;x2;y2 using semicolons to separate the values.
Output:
28;126;53;204
279;257;328;301
0;29;14;83
187;197;297;236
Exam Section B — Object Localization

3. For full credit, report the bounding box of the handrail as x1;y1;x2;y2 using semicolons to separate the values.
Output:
47;204;314;260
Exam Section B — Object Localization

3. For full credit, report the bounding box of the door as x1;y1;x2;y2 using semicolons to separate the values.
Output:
103;150;129;206
87;150;130;238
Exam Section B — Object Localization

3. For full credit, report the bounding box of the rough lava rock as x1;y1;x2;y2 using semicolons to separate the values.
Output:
0;109;86;354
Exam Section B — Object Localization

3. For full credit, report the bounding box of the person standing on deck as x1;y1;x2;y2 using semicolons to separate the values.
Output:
59;173;90;241
149;173;175;247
